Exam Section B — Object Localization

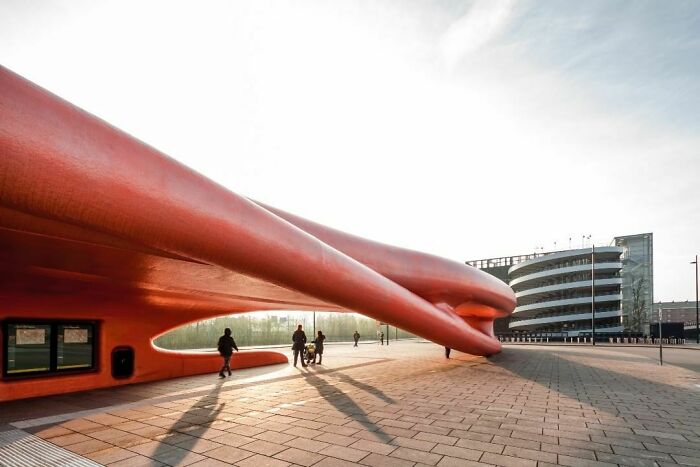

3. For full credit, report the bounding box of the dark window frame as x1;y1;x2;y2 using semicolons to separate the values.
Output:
2;319;99;379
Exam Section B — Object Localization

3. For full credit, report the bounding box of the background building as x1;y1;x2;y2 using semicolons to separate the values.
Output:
652;301;699;340
467;233;653;336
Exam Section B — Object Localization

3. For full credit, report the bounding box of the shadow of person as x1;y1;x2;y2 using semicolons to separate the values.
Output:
150;379;226;465
330;371;396;405
302;371;394;443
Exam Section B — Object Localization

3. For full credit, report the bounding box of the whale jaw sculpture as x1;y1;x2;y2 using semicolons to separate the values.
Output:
0;66;515;401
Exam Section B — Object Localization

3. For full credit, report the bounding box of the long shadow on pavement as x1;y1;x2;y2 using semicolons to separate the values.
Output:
302;370;395;443
150;379;226;466
488;346;700;424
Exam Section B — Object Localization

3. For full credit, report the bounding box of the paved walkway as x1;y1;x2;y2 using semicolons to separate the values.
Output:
1;342;699;466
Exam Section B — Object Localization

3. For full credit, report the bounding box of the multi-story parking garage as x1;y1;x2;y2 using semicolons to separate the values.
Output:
507;247;624;336
467;233;653;336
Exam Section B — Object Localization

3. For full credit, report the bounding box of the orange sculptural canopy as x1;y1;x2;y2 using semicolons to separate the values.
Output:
0;66;515;401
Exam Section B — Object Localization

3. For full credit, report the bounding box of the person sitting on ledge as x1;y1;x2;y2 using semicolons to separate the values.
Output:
217;328;239;378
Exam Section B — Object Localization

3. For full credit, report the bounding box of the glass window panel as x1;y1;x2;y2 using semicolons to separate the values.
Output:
7;324;52;374
57;324;94;370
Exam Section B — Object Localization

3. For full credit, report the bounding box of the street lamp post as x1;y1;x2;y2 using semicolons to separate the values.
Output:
692;255;699;344
658;308;663;366
591;244;596;346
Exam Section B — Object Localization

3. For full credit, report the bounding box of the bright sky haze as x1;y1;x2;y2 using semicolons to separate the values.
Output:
1;0;699;301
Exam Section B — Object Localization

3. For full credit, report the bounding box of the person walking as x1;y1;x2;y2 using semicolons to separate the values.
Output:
217;328;239;378
380;331;384;346
445;347;451;358
353;331;360;347
292;324;307;367
313;331;326;364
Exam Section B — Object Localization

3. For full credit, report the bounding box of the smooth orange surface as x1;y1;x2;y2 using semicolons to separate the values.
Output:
0;66;515;401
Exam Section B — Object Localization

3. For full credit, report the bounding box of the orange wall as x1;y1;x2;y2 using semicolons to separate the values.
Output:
0;296;288;402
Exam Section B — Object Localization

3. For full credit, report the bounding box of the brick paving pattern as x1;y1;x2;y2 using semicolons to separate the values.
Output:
1;342;699;466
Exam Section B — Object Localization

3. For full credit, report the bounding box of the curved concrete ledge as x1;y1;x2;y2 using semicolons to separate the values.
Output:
509;262;622;289
513;293;622;315
508;246;623;277
510;309;623;329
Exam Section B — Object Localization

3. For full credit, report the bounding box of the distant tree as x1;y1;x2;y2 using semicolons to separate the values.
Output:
629;277;647;332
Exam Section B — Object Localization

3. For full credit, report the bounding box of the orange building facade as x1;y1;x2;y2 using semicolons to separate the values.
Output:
0;67;515;402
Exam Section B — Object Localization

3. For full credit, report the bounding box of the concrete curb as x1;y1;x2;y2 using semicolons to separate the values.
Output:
501;342;700;350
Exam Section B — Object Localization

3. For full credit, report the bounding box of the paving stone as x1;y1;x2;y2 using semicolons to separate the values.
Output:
359;452;415;467
436;457;493;467
502;445;556;463
284;436;330;453
390;446;443;465
64;438;113;455
211;432;255;447
255;430;297;444
109;454;167;466
236;453;291;467
318;444;370;462
455;437;504;454
187;459;234;467
480;452;537;467
274;447;325;466
241;438;287;456
415;432;459;446
314;432;355;446
671;454;700;466
46;432;92;446
595;451;659;467
205;445;256;463
150;446;206;466
389;435;436;451
227;424;267;436
430;442;482;461
86;446;139;464
311;457;359;467
558;455;617;467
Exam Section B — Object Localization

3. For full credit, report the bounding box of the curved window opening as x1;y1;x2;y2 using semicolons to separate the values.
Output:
153;311;416;350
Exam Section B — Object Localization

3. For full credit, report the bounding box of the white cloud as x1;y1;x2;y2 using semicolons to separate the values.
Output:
439;0;516;71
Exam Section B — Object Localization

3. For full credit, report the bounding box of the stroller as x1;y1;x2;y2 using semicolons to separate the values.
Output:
304;343;316;365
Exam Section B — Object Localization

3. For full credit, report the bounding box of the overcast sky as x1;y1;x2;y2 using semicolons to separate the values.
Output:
1;0;699;301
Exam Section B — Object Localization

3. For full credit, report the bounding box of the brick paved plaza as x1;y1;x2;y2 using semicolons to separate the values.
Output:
1;341;699;467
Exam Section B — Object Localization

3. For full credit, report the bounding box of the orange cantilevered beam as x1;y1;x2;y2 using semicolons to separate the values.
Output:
0;66;514;401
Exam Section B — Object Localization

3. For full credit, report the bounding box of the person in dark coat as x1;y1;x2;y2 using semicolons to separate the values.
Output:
380;331;384;345
313;331;326;364
217;328;239;378
292;324;307;367
353;331;360;347
445;347;451;358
